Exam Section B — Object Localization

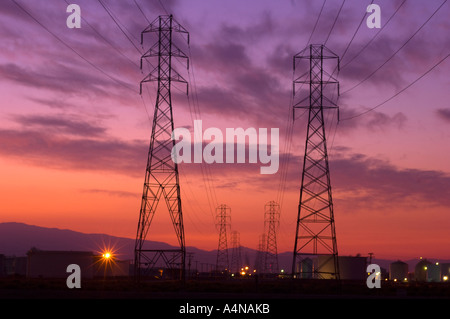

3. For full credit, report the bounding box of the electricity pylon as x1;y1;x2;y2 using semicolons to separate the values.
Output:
254;234;266;273
215;204;231;272
264;201;280;274
292;44;340;279
230;230;242;274
134;15;189;281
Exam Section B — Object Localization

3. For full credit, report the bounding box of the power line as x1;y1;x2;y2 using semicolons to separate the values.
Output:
284;0;376;241
97;0;157;122
10;0;136;93
274;0;335;246
277;0;331;206
138;92;152;124
158;0;169;15
63;0;150;123
321;0;403;163
133;0;150;24
316;0;374;95
14;0;151;130
276;0;346;244
62;0;139;69
276;0;339;235
339;0;374;63
341;53;449;121
324;0;346;46
277;0;374;211
306;0;327;45
186;44;220;214
342;0;447;95
341;0;406;69
319;0;374;104
63;0;151;122
97;0;142;54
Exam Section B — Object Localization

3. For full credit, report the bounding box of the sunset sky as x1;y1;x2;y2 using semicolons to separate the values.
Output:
0;0;449;260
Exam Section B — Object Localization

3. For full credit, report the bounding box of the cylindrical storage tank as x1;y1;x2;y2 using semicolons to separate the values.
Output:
427;263;441;282
414;259;431;282
389;260;408;281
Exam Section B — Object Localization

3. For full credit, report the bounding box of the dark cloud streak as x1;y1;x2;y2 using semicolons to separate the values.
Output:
0;128;147;176
436;108;450;123
13;114;107;137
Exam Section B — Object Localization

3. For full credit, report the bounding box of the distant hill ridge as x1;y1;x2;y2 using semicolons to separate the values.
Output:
0;222;446;272
0;222;250;267
0;222;292;269
0;222;180;260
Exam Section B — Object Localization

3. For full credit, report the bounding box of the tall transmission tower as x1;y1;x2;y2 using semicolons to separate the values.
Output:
292;44;340;280
215;204;231;272
230;230;242;274
134;15;189;281
264;201;280;274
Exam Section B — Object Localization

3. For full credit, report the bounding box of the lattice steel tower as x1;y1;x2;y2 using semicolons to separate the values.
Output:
230;230;242;274
215;204;231;272
264;201;280;274
134;15;189;281
292;44;340;279
254;234;266;273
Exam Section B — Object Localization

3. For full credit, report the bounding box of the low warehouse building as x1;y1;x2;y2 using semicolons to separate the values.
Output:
27;249;94;279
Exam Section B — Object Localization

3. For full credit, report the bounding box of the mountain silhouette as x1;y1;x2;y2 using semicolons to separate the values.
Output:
1;222;435;273
0;222;298;271
0;222;194;261
0;222;261;268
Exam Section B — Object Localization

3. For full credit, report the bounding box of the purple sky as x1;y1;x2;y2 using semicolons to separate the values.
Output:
0;0;449;259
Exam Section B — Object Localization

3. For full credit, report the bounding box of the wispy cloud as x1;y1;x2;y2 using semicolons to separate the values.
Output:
13;114;107;137
338;108;408;132
80;188;138;198
0;115;147;176
332;152;450;209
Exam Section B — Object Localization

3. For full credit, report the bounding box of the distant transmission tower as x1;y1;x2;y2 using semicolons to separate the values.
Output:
292;44;340;279
264;201;280;274
230;230;242;274
215;204;231;272
254;234;266;274
134;15;189;281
